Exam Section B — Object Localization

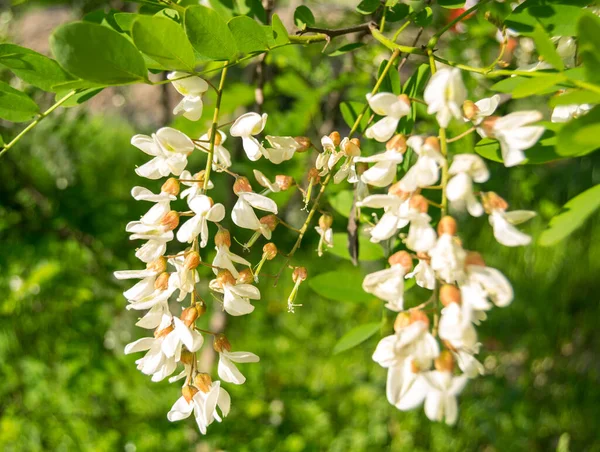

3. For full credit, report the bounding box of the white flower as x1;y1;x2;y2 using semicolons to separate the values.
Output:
460;262;513;324
316;135;342;176
405;210;437;253
213;245;251;279
176;195;225;246
551;103;592;123
131;186;176;203
126;202;174;263
132;127;194;180
210;277;261;316
217;349;260;384
179;170;214;202
438;303;478;351
253;169;280;193
405;259;436;290
446;154;489;217
315;225;333;257
169;255;199;302
398;136;445;192
168;72;209;121
263;136;302;164
363;264;408;311
489;209;536;246
199;130;231;171
429;234;466;284
231;191;278;237
230;112;268;161
422;370;468;425
357;193;410;243
365;93;411;142
424;68;467;128
355;144;405;187
466;94;500;125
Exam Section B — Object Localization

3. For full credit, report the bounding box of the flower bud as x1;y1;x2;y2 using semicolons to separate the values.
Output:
409;310;430;327
194;373;213;393
154;324;174;338
480;116;499;137
213;334;231;353
424;136;440;152
356;162;369;175
260;214;279;232
462;100;479;121
482;191;508;212
318;213;333;230
465;251;486;267
180;349;195;365
434;350;455;372
440;284;461;306
388;250;412;272
263;243;278;260
196;302;207;317
329;131;341;147
154;272;170;291
410;359;421;374
388;181;411;199
342;138;361;157
394;312;411;332
193;170;208;185
161;210;180;231
386;134;407;153
443;340;457;353
307;168;321;184
215;270;236;288
208;128;223;146
180;306;199;327
409;194;428;213
237;268;254;284
161;177;180;196
292;266;308;283
184;251;201;270
437;216;457;236
182;385;199;403
233;176;253;194
275;175;294;191
215;229;232;248
294;136;311;152
416;251;430;262
147;257;167;273
397;93;411;107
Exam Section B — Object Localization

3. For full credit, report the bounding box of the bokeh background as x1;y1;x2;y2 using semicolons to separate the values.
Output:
1;1;599;451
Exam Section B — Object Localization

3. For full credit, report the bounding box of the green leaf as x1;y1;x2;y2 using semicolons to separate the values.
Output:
385;3;410;22
113;12;138;32
228;16;269;54
184;5;238;61
578;13;600;85
209;0;235;20
549;90;600;107
50;22;147;85
329;233;385;261
328;42;366;57
511;74;566;99
438;0;465;8
271;14;289;46
531;25;564;70
491;74;563;95
505;1;585;37
0;81;39;122
377;58;400;94
556;105;600;157
356;0;380;15
340;101;368;132
333;322;381;355
414;7;433;27
308;269;373;303
539;184;600;246
294;5;315;28
132;16;196;71
0;44;72;92
55;87;104;108
329;190;354;218
399;64;430;134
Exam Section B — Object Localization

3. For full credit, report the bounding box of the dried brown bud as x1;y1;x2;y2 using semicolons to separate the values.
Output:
424;136;440;152
233;176;253;194
216;270;236;288
329;131;341;147
161;210;180;231
434;350;455;372
394;312;411;332
147;257;167;273
260;214;279;232
388;181;411;199
154;272;170;291
184;251;201;270
154;324;174;338
194;373;213;393
440;284;461;306
180;306;199;327
482;191;508;212
307;168;321;184
342;138;361;157
388;250;413;272
182;385;199;403
294;136;311;152
465;251;486;267
213;334;232;353
462;100;479;121
437;216;457;236
275;175;294;191
180;349;195;365
409;194;428;213
386;134;407;153
215;229;232;248
237;268;254;284
410;310;430;327
263;243;278;260
318;213;333;230
161;177;180;196
292;266;308;283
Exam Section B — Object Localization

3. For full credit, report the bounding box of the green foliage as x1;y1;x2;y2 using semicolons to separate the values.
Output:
293;5;315;28
340;101;368;132
228;15;269;54
356;0;381;15
577;12;600;85
531;25;564;70
0;81;38;122
308;269;374;303
333;322;381;354
556;106;600;157
505;1;587;36
184;6;238;61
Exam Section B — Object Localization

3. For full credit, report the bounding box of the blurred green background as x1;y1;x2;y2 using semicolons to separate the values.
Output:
1;1;600;451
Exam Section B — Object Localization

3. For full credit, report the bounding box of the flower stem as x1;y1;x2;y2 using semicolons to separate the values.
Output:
203;63;228;192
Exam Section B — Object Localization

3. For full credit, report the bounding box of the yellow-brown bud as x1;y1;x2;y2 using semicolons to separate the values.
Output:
416;251;431;262
434;350;455;372
213;334;231;353
482;191;508;212
193;170;208;185
180;349;195;365
462;100;479;121
329;131;341;147
388;181;411;199
161;210;180;231
356;162;369;175
424;136;440;152
210;129;223;146
397;94;411;107
410;310;430;327
410;359;421;374
161;177;180;196
237;268;254;284
318;213;333;230
307;168;321;184
154;324;174;338
437;216;457;236
196;302;207;317
409;194;428;213
194;373;213;393
386;134;407;153
294;136;311;152
263;243;278;260
216;269;236;288
147;257;167;273
388;250;413;272
480;116;499;137
180;306;199;327
154;272;170;291
215;229;231;248
184;251;201;270
260;214;279;232
465;251;486;267
182;385;199;403
342;138;361;157
394;312;411;332
275;175;294;191
440;284;461;307
233;176;253;194
292;266;308;283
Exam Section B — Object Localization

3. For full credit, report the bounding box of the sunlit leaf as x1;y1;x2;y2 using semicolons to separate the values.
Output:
333;322;381;354
0;81;39;122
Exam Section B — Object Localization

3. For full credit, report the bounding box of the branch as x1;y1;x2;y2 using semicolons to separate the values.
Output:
297;22;375;39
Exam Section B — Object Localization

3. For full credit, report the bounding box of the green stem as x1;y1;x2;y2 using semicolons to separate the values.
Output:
0;90;77;158
203;64;228;191
370;27;425;55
